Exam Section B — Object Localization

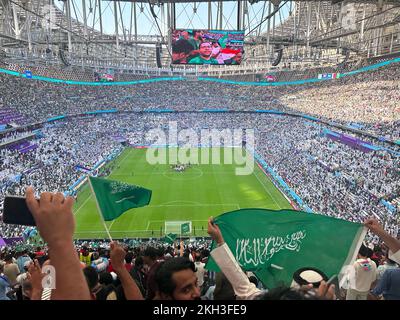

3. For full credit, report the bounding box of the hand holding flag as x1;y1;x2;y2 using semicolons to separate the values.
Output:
206;208;367;288
207;217;224;246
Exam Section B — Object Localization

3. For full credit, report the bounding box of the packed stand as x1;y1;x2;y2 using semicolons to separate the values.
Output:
0;60;399;140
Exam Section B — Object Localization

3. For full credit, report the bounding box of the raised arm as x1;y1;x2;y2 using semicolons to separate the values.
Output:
207;217;261;300
27;259;45;300
110;241;144;300
364;219;400;261
26;187;91;300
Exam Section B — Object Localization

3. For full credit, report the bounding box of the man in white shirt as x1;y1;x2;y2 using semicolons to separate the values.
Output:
346;244;377;300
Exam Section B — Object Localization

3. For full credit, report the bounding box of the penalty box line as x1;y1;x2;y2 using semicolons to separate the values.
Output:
146;220;210;231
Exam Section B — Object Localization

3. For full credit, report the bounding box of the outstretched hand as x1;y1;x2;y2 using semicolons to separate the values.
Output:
207;217;224;246
25;187;75;247
110;241;126;273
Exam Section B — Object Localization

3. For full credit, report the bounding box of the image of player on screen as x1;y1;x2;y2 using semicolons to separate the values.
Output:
188;42;219;65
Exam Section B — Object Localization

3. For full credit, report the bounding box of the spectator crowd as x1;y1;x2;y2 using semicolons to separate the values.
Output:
0;61;399;300
1;61;399;140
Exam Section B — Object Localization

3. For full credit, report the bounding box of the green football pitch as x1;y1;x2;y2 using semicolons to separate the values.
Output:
73;147;291;239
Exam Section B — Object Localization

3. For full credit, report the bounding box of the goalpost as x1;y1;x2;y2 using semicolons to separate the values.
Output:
164;221;192;236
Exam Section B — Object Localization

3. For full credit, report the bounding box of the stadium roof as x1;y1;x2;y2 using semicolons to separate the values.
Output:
107;0;400;3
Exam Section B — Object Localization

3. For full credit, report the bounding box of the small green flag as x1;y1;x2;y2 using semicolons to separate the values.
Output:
89;176;152;221
181;222;191;235
206;209;366;289
161;233;177;245
218;34;228;48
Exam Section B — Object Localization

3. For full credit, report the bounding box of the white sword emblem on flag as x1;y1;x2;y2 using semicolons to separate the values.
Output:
115;195;136;203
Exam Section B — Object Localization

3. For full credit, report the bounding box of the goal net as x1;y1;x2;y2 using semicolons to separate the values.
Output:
164;221;192;235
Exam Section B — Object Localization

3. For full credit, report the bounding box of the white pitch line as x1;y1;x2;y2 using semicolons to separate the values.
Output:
75;230;157;233
149;219;210;223
74;194;92;216
160;200;202;205
146;203;240;208
253;167;281;209
112;148;132;174
111;171;236;176
108;220;116;230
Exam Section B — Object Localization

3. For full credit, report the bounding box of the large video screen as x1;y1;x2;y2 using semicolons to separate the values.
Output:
94;69;115;82
172;29;244;65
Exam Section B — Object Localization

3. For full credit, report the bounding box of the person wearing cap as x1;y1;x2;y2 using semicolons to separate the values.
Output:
291;267;329;289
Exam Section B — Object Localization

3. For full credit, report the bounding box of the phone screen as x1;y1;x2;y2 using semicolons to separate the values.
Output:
3;196;36;226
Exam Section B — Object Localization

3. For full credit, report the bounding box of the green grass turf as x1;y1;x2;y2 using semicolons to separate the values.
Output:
73;147;291;239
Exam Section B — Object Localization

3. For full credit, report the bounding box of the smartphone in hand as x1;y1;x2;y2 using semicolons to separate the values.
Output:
3;196;36;226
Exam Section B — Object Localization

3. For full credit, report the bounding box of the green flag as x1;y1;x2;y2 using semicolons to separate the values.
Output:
161;233;177;245
218;34;228;48
206;209;366;289
181;222;191;235
89;176;152;221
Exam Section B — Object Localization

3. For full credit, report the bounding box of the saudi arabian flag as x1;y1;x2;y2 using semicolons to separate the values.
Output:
181;222;191;235
161;233;177;245
206;209;366;289
88;176;152;221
